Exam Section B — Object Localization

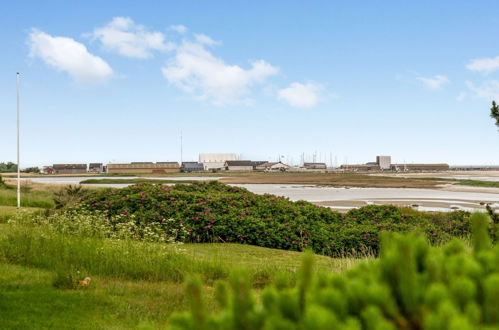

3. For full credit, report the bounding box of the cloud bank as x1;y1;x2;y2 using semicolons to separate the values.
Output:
28;30;113;84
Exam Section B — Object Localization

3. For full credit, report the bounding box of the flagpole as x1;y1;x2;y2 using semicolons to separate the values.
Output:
16;72;20;209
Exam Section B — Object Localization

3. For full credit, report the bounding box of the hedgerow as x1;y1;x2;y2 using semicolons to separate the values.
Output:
77;182;472;256
169;213;499;330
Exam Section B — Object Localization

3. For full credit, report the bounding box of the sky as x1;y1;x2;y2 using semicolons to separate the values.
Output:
1;1;499;167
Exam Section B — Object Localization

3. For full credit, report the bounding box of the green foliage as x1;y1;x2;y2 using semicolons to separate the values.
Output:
0;162;17;173
491;100;499;129
21;166;40;173
78;182;471;256
53;185;88;209
170;212;499;330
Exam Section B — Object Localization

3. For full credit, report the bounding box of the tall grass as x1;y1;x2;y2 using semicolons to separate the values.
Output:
0;225;227;283
0;189;54;208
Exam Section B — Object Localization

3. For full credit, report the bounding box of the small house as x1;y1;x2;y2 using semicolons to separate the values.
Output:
224;160;254;171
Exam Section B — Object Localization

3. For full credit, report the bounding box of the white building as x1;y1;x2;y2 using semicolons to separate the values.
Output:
199;153;237;170
256;162;291;172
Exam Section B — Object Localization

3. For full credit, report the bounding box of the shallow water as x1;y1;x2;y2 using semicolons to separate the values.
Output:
18;177;499;211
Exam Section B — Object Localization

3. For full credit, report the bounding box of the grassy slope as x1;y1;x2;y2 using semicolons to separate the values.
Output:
0;218;364;328
0;263;193;329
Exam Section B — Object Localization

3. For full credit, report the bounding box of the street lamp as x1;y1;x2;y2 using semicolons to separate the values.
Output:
16;72;20;208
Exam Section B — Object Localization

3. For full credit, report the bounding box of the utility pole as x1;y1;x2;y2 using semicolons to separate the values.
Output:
180;130;183;164
16;72;21;209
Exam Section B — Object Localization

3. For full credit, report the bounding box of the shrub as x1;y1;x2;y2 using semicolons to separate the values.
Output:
169;213;499;330
53;185;88;209
76;182;472;257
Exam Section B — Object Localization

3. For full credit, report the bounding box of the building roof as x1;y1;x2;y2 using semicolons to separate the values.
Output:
108;162;179;169
303;162;327;169
225;160;253;166
258;162;290;168
53;164;87;170
181;162;204;169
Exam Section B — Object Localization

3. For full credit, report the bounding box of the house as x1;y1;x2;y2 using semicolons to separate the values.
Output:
224;160;254;171
53;164;87;174
251;161;267;169
303;163;328;170
107;162;180;174
88;163;104;173
199;153;237;170
255;162;291;172
181;162;204;172
42;166;54;174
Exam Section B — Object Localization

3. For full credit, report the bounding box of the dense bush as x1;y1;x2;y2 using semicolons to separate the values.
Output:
76;182;471;256
169;213;499;330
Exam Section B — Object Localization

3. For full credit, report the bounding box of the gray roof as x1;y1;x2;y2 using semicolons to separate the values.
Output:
225;160;253;166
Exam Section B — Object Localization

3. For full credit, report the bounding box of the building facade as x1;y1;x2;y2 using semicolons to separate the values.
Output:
224;160;254;171
53;164;87;174
199;153;237;170
181;162;204;172
255;162;291;171
107;162;180;174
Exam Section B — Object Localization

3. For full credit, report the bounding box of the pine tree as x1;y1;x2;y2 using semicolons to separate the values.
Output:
491;100;499;128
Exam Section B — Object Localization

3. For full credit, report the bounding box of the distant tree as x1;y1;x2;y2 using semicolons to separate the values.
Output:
491;100;499;129
22;167;40;174
0;162;18;173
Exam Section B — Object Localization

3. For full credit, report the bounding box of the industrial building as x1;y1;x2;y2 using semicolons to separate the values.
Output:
53;164;87;174
303;162;328;170
181;162;204;172
224;160;254;171
107;162;179;174
199;153;237;170
340;156;449;172
255;162;291;171
88;163;104;173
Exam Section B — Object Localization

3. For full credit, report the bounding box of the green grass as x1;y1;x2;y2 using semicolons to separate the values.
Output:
0;206;44;223
0;222;361;286
0;188;54;208
0;262;208;329
421;177;499;188
0;220;364;328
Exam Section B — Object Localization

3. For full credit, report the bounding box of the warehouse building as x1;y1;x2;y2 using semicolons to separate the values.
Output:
107;162;179;174
340;156;449;172
199;153;237;170
181;162;204;172
88;163;104;173
303;162;328;170
224;160;254;171
53;164;87;174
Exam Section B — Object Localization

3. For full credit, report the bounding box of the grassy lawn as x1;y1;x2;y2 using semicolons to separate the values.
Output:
0;221;364;328
0;262;197;329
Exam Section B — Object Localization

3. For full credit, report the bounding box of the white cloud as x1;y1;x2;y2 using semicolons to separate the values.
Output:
466;56;499;74
92;17;172;58
162;41;278;105
194;33;218;46
28;30;113;84
277;82;323;108
466;80;499;100
169;24;187;34
416;75;449;89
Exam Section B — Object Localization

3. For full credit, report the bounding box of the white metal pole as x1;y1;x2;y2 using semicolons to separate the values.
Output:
16;72;20;209
180;130;183;164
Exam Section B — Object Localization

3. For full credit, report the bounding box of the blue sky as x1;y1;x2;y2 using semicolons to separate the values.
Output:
1;1;499;167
